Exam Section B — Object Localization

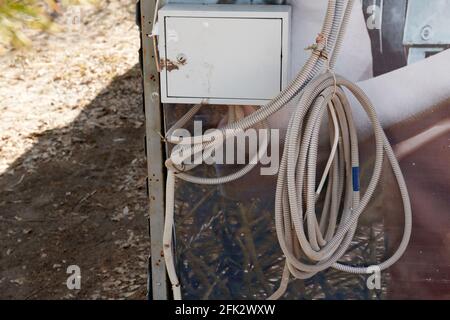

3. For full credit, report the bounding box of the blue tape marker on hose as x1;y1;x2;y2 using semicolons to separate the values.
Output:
352;167;360;192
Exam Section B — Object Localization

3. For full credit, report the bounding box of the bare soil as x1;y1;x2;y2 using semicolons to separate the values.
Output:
0;1;150;299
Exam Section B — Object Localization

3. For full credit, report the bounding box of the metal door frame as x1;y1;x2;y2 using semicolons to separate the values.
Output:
139;0;169;300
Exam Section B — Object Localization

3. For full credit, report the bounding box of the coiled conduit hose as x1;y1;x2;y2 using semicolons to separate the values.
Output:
161;0;412;300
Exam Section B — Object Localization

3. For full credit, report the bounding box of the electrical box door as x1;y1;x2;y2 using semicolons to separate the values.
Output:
158;4;291;105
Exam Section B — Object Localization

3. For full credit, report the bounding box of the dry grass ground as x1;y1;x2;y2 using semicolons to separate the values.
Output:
0;0;150;299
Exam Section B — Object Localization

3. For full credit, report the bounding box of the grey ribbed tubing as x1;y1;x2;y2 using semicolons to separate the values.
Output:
162;0;411;300
268;73;412;299
165;0;345;171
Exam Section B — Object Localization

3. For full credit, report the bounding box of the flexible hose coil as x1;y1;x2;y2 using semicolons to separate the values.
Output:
161;0;412;300
268;73;412;299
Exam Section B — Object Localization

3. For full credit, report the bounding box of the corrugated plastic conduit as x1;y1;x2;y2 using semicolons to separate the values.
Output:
160;0;412;300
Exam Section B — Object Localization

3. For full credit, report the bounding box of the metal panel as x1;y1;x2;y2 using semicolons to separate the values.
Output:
165;17;282;102
140;0;169;300
407;47;444;65
403;0;450;46
158;4;291;105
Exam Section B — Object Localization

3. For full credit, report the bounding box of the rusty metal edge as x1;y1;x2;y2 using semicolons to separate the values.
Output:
140;0;169;300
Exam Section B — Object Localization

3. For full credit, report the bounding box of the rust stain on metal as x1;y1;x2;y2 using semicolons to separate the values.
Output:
160;58;187;72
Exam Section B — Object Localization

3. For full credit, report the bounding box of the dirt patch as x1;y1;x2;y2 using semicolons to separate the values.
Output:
0;1;150;299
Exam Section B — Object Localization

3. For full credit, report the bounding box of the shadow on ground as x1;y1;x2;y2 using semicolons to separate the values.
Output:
0;64;150;299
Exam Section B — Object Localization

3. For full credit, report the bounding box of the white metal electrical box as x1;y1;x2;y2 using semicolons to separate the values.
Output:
158;4;291;105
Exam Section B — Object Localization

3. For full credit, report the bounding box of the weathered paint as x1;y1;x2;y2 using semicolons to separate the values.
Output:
140;0;169;300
